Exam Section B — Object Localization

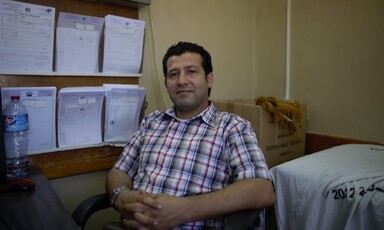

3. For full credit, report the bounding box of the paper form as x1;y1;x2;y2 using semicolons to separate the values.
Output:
1;87;57;154
0;0;55;73
55;12;104;73
103;84;146;145
58;87;105;149
103;15;145;74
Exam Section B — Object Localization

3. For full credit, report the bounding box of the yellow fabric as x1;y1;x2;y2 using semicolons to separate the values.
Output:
255;96;302;133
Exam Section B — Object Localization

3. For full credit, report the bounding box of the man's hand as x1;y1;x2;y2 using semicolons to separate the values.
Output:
115;189;162;229
137;193;190;230
118;192;191;230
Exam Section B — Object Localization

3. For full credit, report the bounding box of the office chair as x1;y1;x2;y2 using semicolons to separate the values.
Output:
72;193;264;230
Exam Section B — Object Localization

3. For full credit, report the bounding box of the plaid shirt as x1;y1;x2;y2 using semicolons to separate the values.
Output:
115;103;271;229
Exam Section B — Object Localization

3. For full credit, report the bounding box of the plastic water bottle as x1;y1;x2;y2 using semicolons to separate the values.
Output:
3;96;30;178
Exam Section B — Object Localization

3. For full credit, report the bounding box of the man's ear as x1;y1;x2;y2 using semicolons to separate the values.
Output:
207;72;214;88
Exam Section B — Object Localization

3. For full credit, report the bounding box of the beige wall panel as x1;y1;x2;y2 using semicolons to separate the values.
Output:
253;0;287;99
290;0;384;142
139;0;256;111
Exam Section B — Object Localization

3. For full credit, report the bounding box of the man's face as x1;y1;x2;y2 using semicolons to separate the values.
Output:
165;52;213;119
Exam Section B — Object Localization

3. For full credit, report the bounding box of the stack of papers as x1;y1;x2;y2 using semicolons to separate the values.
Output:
103;15;145;74
57;85;146;149
0;1;146;75
57;87;106;149
1;87;57;154
2;85;146;153
0;0;55;73
55;12;104;73
104;84;146;144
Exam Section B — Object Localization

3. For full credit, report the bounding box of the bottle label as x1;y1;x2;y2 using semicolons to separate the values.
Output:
3;114;29;132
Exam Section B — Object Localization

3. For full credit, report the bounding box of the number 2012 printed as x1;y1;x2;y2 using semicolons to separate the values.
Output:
331;184;383;200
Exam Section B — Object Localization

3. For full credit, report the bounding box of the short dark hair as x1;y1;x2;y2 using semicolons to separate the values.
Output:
162;41;213;78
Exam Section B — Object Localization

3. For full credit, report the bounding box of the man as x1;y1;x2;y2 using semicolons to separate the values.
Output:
106;41;275;229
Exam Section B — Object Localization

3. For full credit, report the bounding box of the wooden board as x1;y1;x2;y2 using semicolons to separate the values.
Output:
305;132;384;154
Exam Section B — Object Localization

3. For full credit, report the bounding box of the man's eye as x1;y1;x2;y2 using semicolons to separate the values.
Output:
168;72;177;78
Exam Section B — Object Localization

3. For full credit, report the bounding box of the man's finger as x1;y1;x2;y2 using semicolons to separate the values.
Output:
141;195;162;209
134;212;159;226
122;218;144;229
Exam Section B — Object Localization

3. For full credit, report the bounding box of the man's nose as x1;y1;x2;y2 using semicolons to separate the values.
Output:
177;71;188;84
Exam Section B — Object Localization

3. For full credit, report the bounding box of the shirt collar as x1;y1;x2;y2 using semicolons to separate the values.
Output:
164;101;217;127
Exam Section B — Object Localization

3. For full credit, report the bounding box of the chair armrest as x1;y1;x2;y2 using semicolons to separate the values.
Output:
72;193;111;230
224;208;264;230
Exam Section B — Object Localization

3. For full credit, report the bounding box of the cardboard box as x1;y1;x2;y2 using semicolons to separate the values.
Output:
212;99;307;168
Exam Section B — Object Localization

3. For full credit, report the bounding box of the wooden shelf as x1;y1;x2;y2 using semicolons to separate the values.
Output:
0;75;139;88
95;0;151;8
0;0;142;179
30;146;123;179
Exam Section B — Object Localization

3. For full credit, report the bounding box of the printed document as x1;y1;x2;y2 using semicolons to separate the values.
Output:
55;12;104;73
0;0;55;73
1;87;57;154
103;84;146;144
58;87;105;149
103;15;145;74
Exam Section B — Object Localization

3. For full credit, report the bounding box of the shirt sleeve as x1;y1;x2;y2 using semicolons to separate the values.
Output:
227;117;272;181
114;117;146;178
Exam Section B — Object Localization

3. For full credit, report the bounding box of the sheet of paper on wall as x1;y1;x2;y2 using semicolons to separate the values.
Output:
55;12;104;73
102;15;145;74
0;0;55;73
1;87;57;154
57;87;106;149
103;84;146;145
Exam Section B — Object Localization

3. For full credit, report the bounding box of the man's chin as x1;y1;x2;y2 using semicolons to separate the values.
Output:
174;100;195;110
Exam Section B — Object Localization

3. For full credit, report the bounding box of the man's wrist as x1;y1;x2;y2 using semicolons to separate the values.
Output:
110;185;130;208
